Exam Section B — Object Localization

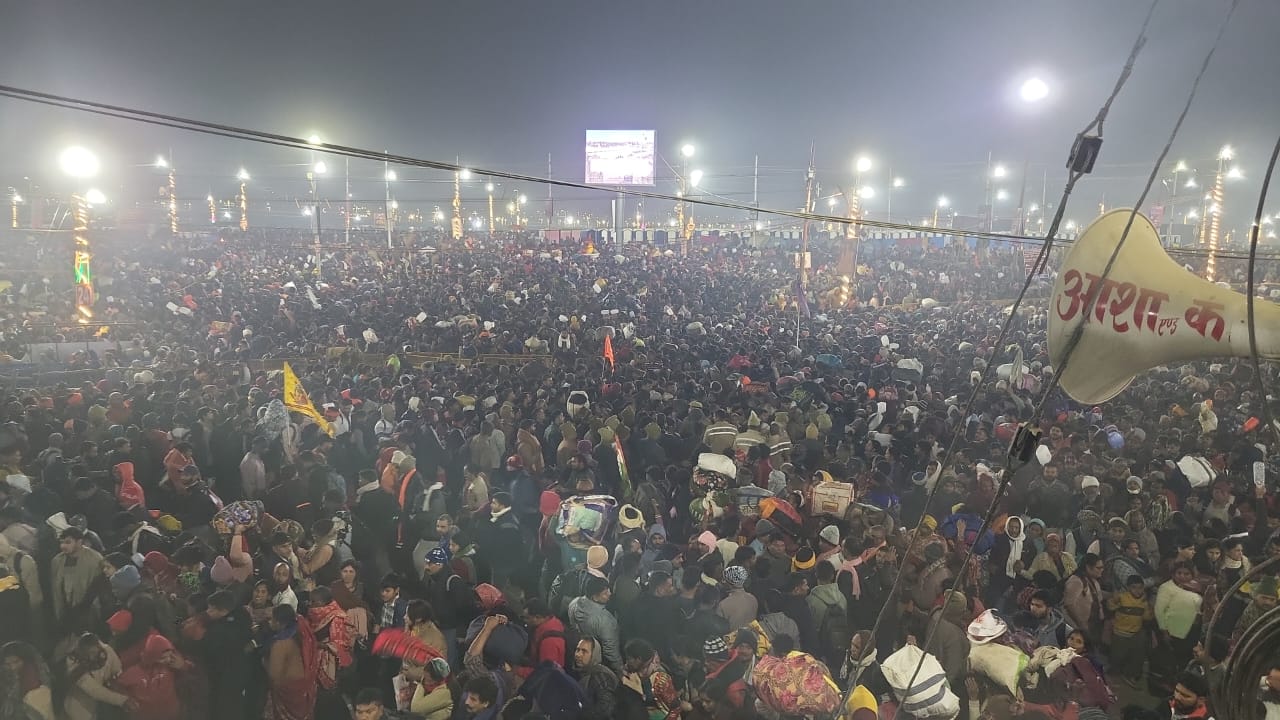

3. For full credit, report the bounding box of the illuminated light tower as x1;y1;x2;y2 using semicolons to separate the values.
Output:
934;196;950;228
677;143;696;253
9;190;20;229
1201;145;1238;281
384;165;397;249
72;194;95;323
835;156;873;306
155;156;179;233
888;176;905;223
486;181;495;234
236;169;250;231
60;146;101;322
207;194;216;224
452;166;464;240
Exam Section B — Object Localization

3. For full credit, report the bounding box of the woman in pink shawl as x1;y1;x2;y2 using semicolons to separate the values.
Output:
304;586;353;691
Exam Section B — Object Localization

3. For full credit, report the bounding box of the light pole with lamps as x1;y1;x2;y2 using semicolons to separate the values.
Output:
59;145;102;323
384;165;396;249
9;190;20;229
1202;145;1242;281
156;155;178;233
677;143;696;252
934;196;950;228
486;181;495;235
888;176;904;223
236;169;250;231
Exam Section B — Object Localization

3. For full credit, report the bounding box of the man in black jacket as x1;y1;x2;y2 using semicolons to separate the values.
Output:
479;491;523;591
201;589;254;719
423;545;473;668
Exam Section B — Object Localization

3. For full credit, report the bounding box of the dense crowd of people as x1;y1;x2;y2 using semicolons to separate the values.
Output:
0;225;1277;720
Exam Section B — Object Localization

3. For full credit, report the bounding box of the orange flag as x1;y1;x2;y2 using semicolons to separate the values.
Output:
603;335;615;370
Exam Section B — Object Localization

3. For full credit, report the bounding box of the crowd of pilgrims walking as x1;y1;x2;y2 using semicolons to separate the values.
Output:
0;228;1278;720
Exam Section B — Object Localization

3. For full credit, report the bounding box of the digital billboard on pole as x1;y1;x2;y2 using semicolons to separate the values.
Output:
585;130;655;186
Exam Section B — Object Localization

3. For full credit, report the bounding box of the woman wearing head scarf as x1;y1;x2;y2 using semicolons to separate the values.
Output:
0;641;52;720
269;562;299;609
987;516;1036;611
1025;518;1047;554
1027;532;1078;584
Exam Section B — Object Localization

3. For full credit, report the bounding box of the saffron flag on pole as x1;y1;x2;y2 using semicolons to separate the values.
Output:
282;361;334;436
603;334;616;371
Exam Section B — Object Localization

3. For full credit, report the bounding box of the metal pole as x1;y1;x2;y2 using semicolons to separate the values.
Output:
752;154;759;222
886;166;892;225
451;163;462;241
309;170;321;276
384;156;393;250
798;145;815;341
345;157;351;246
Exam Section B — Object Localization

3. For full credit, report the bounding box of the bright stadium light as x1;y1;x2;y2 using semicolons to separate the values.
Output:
1020;77;1049;103
60;146;101;179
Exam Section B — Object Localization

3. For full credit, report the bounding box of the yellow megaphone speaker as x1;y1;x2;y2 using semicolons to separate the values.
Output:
1048;208;1280;404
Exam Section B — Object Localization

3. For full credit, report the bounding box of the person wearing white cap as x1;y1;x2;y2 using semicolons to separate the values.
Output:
817;525;841;565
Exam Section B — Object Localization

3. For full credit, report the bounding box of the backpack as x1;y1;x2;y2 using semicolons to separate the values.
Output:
550;568;591;617
816;597;852;668
518;660;587;719
464;615;530;667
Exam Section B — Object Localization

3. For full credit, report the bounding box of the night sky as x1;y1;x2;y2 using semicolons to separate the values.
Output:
1;0;1277;231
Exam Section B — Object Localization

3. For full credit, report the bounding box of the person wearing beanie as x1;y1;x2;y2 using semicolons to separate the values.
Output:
748;518;776;556
817;525;842;563
586;545;610;578
209;555;236;586
110;561;144;599
791;547;817;575
716;565;758;631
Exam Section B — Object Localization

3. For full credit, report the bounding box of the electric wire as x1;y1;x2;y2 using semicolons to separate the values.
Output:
0;84;1186;253
840;0;1163;706
1244;133;1280;445
5;80;1273;267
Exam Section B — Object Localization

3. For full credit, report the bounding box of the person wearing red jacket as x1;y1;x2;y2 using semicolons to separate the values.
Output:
113;461;145;511
519;597;567;679
114;634;185;720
